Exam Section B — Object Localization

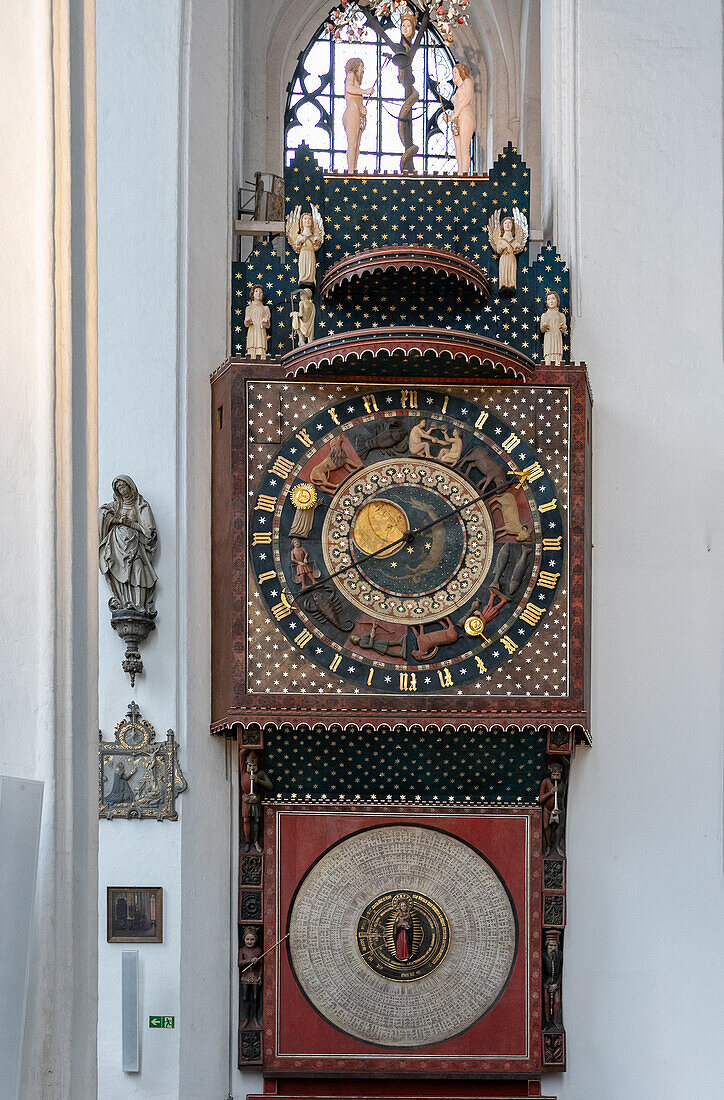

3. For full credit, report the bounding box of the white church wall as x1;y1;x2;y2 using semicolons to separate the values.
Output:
0;1;99;1096
546;1;724;1096
96;1;232;1097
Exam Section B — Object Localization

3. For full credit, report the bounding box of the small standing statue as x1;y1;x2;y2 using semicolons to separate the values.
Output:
343;58;376;173
291;288;316;345
244;284;270;359
540;290;568;364
99;475;159;684
240;749;273;853
446;63;475;175
285;204;325;287
239;926;263;1030
487;207;529;296
393;896;414;961
539;759;566;856
99;475;158;613
542;930;563;1031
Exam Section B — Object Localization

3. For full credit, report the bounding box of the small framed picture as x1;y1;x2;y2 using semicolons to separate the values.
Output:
107;886;163;943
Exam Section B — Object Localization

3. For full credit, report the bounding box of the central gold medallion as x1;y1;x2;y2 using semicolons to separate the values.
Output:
356;890;450;982
352;499;409;558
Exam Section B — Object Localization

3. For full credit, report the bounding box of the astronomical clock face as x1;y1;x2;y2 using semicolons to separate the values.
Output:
249;385;565;695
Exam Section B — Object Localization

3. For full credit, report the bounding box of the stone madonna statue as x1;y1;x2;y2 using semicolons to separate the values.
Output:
99;475;158;613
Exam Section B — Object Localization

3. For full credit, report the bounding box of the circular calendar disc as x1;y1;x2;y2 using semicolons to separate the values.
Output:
288;824;517;1048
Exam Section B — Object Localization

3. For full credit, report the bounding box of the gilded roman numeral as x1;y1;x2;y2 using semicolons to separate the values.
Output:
519;601;545;626
329;654;342;672
522;462;544;482
500;634;518;654
271;594;293;620
296;428;313;447
437;668;453;687
362;393;379;413
251;532;272;546
542;536;562;551
538;498;558;512
501;432;520;453
328;407;341;425
257;570;277;584
475;655;488;674
294;629;313;648
254;493;276;513
475;410;489;429
400;390;418;409
366;668;374;686
441;396;449;414
537;571;561;590
399;672;417;691
269;456;294;479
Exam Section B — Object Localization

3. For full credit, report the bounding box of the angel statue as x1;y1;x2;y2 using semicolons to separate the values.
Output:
487;207;529;297
285;203;325;287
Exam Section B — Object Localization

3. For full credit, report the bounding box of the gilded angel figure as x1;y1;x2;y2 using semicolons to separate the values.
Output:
487;207;529;296
285;203;325;287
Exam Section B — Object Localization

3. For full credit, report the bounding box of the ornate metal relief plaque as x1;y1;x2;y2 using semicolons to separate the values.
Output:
99;701;187;821
288;824;516;1048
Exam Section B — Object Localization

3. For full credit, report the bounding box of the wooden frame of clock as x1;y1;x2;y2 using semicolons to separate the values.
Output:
211;351;590;738
214;211;590;1097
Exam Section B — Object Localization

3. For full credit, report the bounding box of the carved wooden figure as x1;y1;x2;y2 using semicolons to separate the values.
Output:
542;930;563;1031
446;63;475;174
540;290;568;364
240;749;272;853
487;208;528;296
539;760;566;856
285;205;324;287
291;287;316;344
343;58;375;173
244;285;270;359
239;925;263;1029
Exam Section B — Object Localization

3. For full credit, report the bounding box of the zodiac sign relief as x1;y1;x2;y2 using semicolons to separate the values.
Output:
408;419;462;465
348;620;408;661
411;617;458;661
290;539;320;589
309;436;361;495
485;487;535;598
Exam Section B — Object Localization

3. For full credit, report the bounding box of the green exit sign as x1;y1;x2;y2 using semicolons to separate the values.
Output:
149;1016;175;1029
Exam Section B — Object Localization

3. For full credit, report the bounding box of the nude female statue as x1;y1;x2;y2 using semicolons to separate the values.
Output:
446;63;475;174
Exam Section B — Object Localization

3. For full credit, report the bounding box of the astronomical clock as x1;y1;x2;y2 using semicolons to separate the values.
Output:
212;28;590;1099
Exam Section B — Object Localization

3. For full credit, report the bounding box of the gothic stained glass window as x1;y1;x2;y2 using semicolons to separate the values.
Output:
285;6;473;175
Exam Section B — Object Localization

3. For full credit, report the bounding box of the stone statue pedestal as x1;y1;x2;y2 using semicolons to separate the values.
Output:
110;607;156;686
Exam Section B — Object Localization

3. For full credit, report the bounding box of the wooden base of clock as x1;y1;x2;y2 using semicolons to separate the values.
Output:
251;1084;557;1100
258;804;553;1080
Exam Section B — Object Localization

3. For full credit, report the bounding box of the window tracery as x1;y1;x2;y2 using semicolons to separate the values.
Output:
285;5;474;175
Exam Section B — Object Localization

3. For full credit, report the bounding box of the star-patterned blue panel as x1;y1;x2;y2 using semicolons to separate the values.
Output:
264;724;546;803
232;143;570;362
